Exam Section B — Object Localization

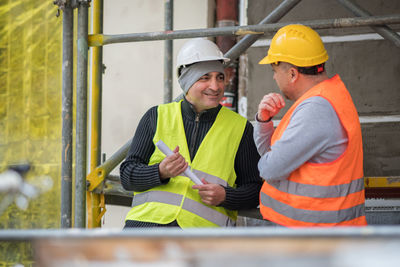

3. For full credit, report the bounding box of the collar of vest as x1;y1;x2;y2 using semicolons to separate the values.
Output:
182;97;222;122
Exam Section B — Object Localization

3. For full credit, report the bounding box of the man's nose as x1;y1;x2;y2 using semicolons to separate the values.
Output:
209;77;220;90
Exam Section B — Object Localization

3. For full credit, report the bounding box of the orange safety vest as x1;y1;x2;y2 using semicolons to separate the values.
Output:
259;75;367;227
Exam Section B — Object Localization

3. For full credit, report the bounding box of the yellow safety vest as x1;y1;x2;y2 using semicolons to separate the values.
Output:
125;101;247;227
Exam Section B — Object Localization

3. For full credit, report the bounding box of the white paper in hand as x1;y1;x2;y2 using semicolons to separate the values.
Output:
156;140;203;185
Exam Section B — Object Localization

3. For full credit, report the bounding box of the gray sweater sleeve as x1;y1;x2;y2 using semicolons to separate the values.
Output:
254;96;348;182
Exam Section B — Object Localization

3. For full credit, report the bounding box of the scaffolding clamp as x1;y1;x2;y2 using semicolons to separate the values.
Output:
77;0;91;7
86;166;106;192
54;0;90;17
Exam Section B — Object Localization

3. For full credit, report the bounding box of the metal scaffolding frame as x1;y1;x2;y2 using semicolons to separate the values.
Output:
58;0;400;228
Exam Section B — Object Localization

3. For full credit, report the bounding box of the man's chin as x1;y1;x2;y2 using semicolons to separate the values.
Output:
205;95;222;102
209;99;221;105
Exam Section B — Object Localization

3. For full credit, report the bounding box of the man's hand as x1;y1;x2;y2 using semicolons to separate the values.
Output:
192;179;226;206
257;93;285;121
158;146;188;180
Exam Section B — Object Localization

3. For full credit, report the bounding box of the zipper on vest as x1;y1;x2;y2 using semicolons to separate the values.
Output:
190;113;200;160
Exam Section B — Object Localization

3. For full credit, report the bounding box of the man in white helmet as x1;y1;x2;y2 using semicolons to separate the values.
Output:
120;38;262;228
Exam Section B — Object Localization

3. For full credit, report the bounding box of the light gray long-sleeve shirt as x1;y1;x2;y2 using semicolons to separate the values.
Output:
254;96;348;182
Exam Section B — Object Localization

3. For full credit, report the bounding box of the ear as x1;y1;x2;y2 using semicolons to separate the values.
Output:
289;67;299;83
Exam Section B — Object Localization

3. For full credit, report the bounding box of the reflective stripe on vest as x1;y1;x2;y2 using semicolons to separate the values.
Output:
260;191;365;224
267;177;364;198
132;191;234;227
184;168;228;187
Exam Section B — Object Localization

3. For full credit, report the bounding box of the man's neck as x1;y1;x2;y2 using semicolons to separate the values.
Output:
293;73;329;101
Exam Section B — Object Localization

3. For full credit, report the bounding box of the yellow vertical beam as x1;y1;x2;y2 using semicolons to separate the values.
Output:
87;0;104;228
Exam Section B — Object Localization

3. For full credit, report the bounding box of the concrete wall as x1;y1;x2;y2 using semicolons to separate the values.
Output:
243;0;400;178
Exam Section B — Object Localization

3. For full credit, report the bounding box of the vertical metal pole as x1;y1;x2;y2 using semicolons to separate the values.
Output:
164;0;173;103
61;4;74;228
216;0;239;111
75;1;89;228
88;0;104;228
225;0;301;61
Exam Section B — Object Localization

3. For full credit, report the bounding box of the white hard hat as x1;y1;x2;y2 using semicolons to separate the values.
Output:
176;38;229;77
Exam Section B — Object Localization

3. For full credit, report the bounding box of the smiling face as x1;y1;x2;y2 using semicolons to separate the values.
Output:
185;71;225;113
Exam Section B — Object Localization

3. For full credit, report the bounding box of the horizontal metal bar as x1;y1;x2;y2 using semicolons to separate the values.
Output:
366;199;400;208
2;226;400;241
365;176;400;188
88;15;400;47
359;115;400;124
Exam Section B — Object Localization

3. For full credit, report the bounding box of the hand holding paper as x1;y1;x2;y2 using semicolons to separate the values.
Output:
156;140;203;185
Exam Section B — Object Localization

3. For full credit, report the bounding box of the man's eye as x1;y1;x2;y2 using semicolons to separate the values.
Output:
217;75;225;81
199;76;209;81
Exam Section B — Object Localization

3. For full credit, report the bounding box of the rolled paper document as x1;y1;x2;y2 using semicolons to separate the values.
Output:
156;140;203;185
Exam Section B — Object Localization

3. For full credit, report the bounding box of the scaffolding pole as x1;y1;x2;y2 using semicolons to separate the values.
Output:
61;3;74;229
88;0;104;228
225;0;301;61
75;0;89;229
164;0;173;103
337;0;400;47
88;14;400;47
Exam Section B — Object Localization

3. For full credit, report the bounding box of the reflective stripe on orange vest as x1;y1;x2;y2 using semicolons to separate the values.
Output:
266;177;364;198
259;75;367;226
132;191;234;227
260;192;365;223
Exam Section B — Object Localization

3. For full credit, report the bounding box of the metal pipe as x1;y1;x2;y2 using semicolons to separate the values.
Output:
61;4;74;229
75;0;89;229
88;15;400;47
225;0;301;61
2;227;400;241
238;0;247;26
164;0;173;103
216;0;238;53
337;0;400;47
100;140;131;176
86;139;131;192
88;0;104;228
216;0;239;111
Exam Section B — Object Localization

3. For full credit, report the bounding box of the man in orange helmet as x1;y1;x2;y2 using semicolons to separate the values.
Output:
254;24;367;227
